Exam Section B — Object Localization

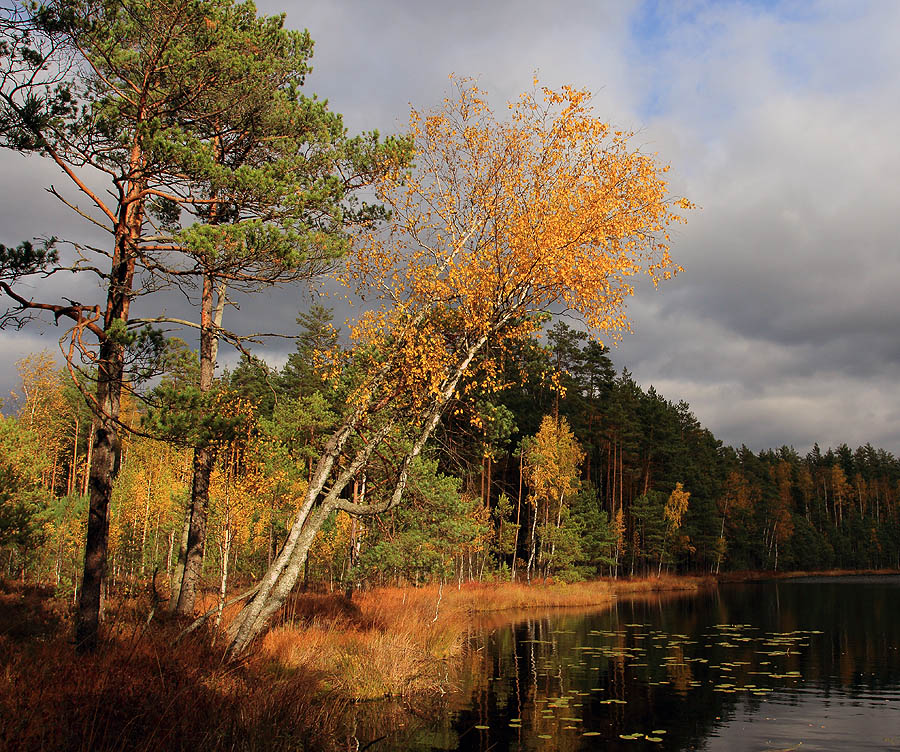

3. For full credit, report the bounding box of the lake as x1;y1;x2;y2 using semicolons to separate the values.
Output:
360;576;900;751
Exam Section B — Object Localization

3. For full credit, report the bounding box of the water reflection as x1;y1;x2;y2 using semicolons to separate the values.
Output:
359;577;900;751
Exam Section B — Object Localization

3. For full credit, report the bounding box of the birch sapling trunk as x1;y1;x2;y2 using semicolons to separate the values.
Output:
140;473;151;575
511;451;523;581
82;419;95;496
69;417;79;497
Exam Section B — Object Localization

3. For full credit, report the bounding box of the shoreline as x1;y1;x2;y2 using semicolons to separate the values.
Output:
716;567;900;583
4;570;896;750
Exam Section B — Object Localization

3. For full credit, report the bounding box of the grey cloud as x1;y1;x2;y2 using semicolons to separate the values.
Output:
3;0;900;456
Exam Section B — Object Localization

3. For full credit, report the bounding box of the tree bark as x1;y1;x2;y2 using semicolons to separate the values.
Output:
175;445;215;613
174;275;226;614
169;497;192;608
75;157;144;652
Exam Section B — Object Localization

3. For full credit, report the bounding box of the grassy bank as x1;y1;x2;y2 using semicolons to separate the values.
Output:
261;575;713;700
1;575;712;751
0;580;349;752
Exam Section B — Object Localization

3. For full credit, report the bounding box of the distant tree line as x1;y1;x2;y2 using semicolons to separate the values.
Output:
4;316;898;609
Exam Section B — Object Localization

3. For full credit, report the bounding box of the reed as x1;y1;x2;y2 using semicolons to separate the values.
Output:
255;575;714;700
1;574;714;749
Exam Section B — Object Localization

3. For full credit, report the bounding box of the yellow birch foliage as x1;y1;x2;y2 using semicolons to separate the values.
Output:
613;506;626;552
664;482;691;530
524;415;585;508
13;353;68;430
108;435;189;565
342;78;689;413
13;353;70;483
664;481;694;556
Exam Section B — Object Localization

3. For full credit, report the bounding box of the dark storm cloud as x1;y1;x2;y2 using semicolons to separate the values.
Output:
3;0;899;456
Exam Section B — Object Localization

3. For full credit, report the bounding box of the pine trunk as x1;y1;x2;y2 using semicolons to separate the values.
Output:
173;275;226;614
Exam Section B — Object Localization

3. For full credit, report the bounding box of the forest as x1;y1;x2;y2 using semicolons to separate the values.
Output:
5;313;900;606
2;0;899;665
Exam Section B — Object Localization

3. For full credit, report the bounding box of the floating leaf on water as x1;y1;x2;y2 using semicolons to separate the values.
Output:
474;725;490;730
646;736;663;742
619;732;644;740
583;731;602;737
651;729;667;734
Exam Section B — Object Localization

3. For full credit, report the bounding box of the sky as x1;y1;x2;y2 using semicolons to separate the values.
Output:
2;0;899;455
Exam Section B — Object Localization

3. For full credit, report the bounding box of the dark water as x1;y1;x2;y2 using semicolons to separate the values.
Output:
367;577;900;751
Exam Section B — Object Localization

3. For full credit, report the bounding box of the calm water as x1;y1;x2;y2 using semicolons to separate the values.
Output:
363;577;900;751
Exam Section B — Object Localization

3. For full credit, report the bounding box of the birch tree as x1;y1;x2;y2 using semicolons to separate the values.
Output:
222;78;690;656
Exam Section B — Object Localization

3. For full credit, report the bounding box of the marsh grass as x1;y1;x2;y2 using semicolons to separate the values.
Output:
0;575;713;750
0;581;344;752
257;576;713;700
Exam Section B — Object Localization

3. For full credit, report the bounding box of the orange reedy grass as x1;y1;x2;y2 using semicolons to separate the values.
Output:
0;581;343;752
1;575;714;749
256;575;713;700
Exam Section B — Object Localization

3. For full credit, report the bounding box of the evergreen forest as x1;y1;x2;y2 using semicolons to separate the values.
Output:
5;315;899;606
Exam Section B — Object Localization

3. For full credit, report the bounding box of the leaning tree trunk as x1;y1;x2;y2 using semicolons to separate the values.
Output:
223;332;489;658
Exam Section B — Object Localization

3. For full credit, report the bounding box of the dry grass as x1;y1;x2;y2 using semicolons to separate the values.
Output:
0;583;346;752
261;587;463;699
258;575;714;700
0;574;715;749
